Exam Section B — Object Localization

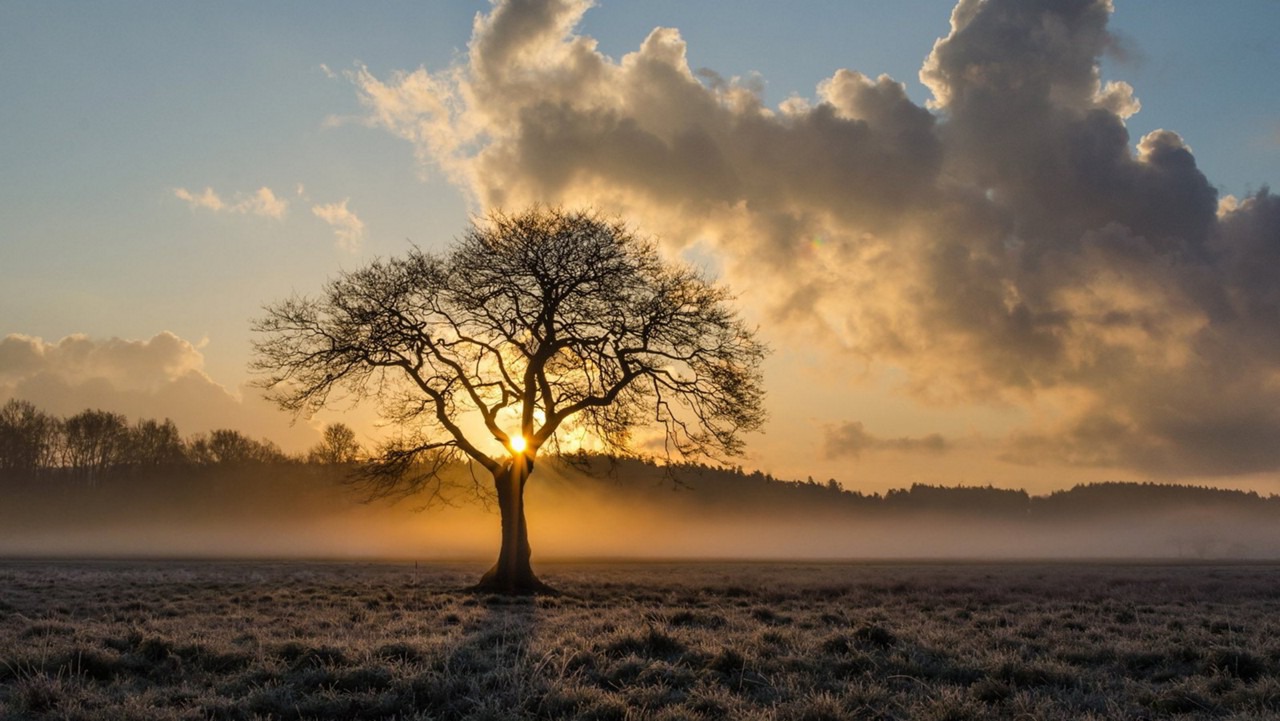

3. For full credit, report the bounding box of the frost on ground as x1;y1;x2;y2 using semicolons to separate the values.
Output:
2;561;1279;720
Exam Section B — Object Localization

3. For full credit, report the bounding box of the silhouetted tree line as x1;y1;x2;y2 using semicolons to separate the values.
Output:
0;400;362;482
559;454;1280;519
5;400;1277;521
1030;481;1275;517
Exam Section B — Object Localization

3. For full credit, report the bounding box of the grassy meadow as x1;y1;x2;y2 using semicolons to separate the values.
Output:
3;561;1280;720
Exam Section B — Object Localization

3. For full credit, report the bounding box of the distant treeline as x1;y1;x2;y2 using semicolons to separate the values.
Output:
554;454;1280;520
5;400;1279;522
0;400;361;481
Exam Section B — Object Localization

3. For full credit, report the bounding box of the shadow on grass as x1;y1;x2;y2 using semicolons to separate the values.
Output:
414;592;545;719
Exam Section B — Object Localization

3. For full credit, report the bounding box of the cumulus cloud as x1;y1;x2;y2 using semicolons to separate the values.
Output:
174;185;288;219
0;333;317;450
351;0;1280;479
0;332;203;392
311;199;366;252
824;421;948;459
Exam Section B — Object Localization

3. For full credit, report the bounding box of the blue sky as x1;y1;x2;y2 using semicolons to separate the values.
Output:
2;1;1278;491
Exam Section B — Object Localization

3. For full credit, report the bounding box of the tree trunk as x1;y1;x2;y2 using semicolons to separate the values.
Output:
473;455;555;595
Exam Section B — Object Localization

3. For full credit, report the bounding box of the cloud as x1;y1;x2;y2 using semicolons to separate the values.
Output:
0;333;318;451
311;199;366;252
174;183;365;252
0;332;203;392
174;186;288;219
824;421;948;459
173;186;226;212
244;187;288;218
352;0;1280;479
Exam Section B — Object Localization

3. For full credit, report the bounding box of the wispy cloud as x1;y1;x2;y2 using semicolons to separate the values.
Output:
173;186;288;219
349;0;1280;479
311;199;365;252
173;186;226;212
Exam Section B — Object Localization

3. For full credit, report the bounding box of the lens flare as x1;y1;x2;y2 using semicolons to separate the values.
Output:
509;435;528;453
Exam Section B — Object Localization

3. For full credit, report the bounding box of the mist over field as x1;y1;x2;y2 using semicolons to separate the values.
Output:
3;460;1277;562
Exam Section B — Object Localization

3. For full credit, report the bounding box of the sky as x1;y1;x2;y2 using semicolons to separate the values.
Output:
2;0;1279;495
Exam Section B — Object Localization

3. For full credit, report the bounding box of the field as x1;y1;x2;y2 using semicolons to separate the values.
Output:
2;561;1280;720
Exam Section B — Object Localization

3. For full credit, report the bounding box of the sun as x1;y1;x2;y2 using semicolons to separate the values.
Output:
509;434;527;453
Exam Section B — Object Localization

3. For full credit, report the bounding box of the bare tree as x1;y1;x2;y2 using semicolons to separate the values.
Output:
188;429;287;466
0;399;59;475
253;208;767;593
125;418;187;468
308;423;363;464
61;409;129;483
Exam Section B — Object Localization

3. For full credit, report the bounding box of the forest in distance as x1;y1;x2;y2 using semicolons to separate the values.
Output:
3;400;1279;562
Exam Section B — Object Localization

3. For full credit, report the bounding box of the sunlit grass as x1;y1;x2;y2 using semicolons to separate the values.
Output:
2;561;1280;719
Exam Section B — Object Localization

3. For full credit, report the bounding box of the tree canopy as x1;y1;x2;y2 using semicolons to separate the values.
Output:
253;207;767;591
255;208;765;480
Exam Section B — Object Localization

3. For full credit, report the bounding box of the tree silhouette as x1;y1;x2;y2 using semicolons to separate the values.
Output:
125;418;187;468
61;409;129;483
188;429;287;466
253;207;767;593
308;423;362;464
0;400;58;475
